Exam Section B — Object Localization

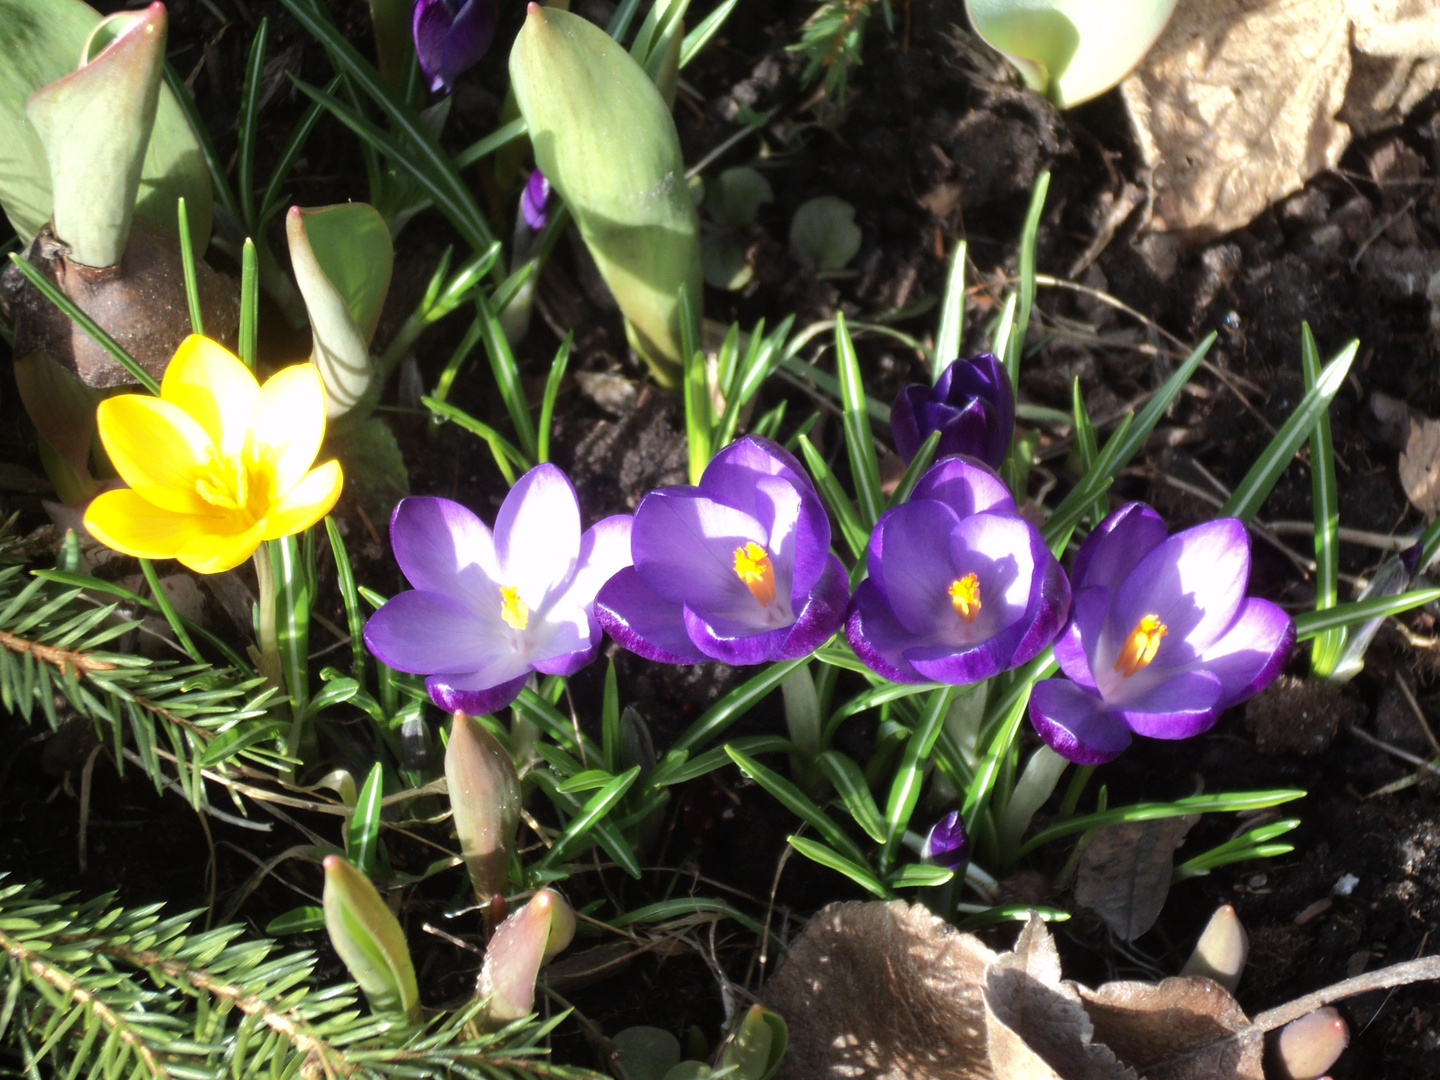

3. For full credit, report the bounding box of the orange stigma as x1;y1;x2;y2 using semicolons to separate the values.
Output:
1114;614;1167;677
499;586;529;630
948;574;981;623
732;542;776;605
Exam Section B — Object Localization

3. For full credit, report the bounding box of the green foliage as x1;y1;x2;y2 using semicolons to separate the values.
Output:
0;876;602;1080
790;0;887;103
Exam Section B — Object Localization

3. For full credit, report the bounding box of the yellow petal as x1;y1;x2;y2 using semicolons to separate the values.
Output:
250;363;327;497
162;335;259;456
96;395;214;514
262;459;344;541
84;489;215;561
177;520;267;574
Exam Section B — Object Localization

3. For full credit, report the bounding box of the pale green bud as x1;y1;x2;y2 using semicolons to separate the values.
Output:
25;3;167;267
321;855;420;1022
478;888;576;1024
509;5;701;383
445;711;521;903
1180;903;1248;993
964;0;1178;108
720;1005;787;1080
1271;1007;1348;1080
286;204;393;418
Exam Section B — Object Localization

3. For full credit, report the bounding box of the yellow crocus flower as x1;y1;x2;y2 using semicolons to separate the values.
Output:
84;335;344;574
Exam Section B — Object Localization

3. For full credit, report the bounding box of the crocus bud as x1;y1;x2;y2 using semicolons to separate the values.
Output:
1180;904;1248;992
964;0;1179;108
921;810;970;870
286;203;393;418
445;711;521;903
509;5;702;383
520;169;552;231
25;3;167;268
1270;1007;1348;1080
478;889;576;1024
322;855;420;1022
890;353;1015;469
413;0;498;93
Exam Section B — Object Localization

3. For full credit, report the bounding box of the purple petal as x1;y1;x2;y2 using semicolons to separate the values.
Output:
1109;518;1251;661
494;464;581;610
935;400;1003;467
1070;502;1168;593
907;630;1016;685
922;810;970;869
389;496;500;607
364;590;505;676
701;436;814;505
890;384;932;463
757;474;828;603
521;170;551;231
532;642;599;677
595;567;707;664
845;579;928;683
1053;585;1107;691
1028;678;1134;765
413;0;495;93
1005;548;1072;669
910;456;1016;518
631;488;773;623
776;553;849;659
683;605;790;665
412;0;455;92
1116;670;1224;740
428;671;531;716
872;500;964;635
550;514;634;639
1199;598;1295;706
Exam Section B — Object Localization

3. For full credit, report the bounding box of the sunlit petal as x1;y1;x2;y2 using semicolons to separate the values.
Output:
95;395;213;514
162;335;259;455
83;489;217;561
250;363;328;497
262;460;344;541
177;521;267;574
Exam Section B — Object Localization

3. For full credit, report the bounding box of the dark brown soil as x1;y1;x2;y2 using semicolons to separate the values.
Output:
5;0;1440;1076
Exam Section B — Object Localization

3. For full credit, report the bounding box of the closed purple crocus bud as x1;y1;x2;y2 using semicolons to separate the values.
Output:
364;465;633;715
520;169;551;231
922;810;970;870
412;0;497;94
1028;503;1296;765
595;436;849;666
890;353;1015;469
846;456;1070;685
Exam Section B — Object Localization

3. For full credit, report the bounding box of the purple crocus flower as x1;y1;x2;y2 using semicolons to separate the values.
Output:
891;353;1015;470
364;465;632;715
1028;503;1295;765
845;456;1069;684
595;436;848;666
520;170;551;231
412;0;497;94
921;810;969;870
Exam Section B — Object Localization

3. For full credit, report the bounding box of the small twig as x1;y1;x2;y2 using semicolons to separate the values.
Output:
0;627;116;675
1393;670;1440;757
1346;724;1440;778
1253;954;1440;1032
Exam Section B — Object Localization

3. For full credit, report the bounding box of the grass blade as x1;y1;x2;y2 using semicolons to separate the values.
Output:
797;435;868;559
814;750;885;843
347;761;385;876
237;19;270;232
835;313;885;528
787;835;890;898
727;746;869;865
537;334;573;464
934;240;967;381
1008;172;1049;389
1300;324;1342;675
672;657;810;755
880;685;954;872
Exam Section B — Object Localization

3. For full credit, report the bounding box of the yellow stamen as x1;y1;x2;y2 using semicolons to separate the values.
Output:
194;449;249;511
732;542;776;606
500;586;529;630
948;573;981;623
1114;614;1167;677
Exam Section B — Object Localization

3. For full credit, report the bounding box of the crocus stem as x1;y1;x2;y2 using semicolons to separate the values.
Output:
252;548;298;776
996;744;1069;862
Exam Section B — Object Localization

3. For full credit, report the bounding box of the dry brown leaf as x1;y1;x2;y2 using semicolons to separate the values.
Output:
1079;977;1263;1080
1074;817;1197;942
983;917;1136;1080
1400;415;1440;518
1121;0;1440;238
762;900;997;1080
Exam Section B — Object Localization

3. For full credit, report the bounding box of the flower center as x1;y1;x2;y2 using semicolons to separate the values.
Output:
732;542;776;606
499;586;529;630
948;573;981;623
194;448;249;511
1114;614;1167;677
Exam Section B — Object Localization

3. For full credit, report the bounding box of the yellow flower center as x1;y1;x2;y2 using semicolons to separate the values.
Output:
194;448;250;512
732;542;776;606
948;573;981;623
1114;614;1167;677
500;586;529;630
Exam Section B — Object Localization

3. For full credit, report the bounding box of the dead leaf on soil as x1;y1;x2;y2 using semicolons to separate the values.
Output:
1074;817;1198;942
761;900;996;1080
1399;413;1440;518
1121;0;1440;239
763;902;1440;1080
982;916;1135;1080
